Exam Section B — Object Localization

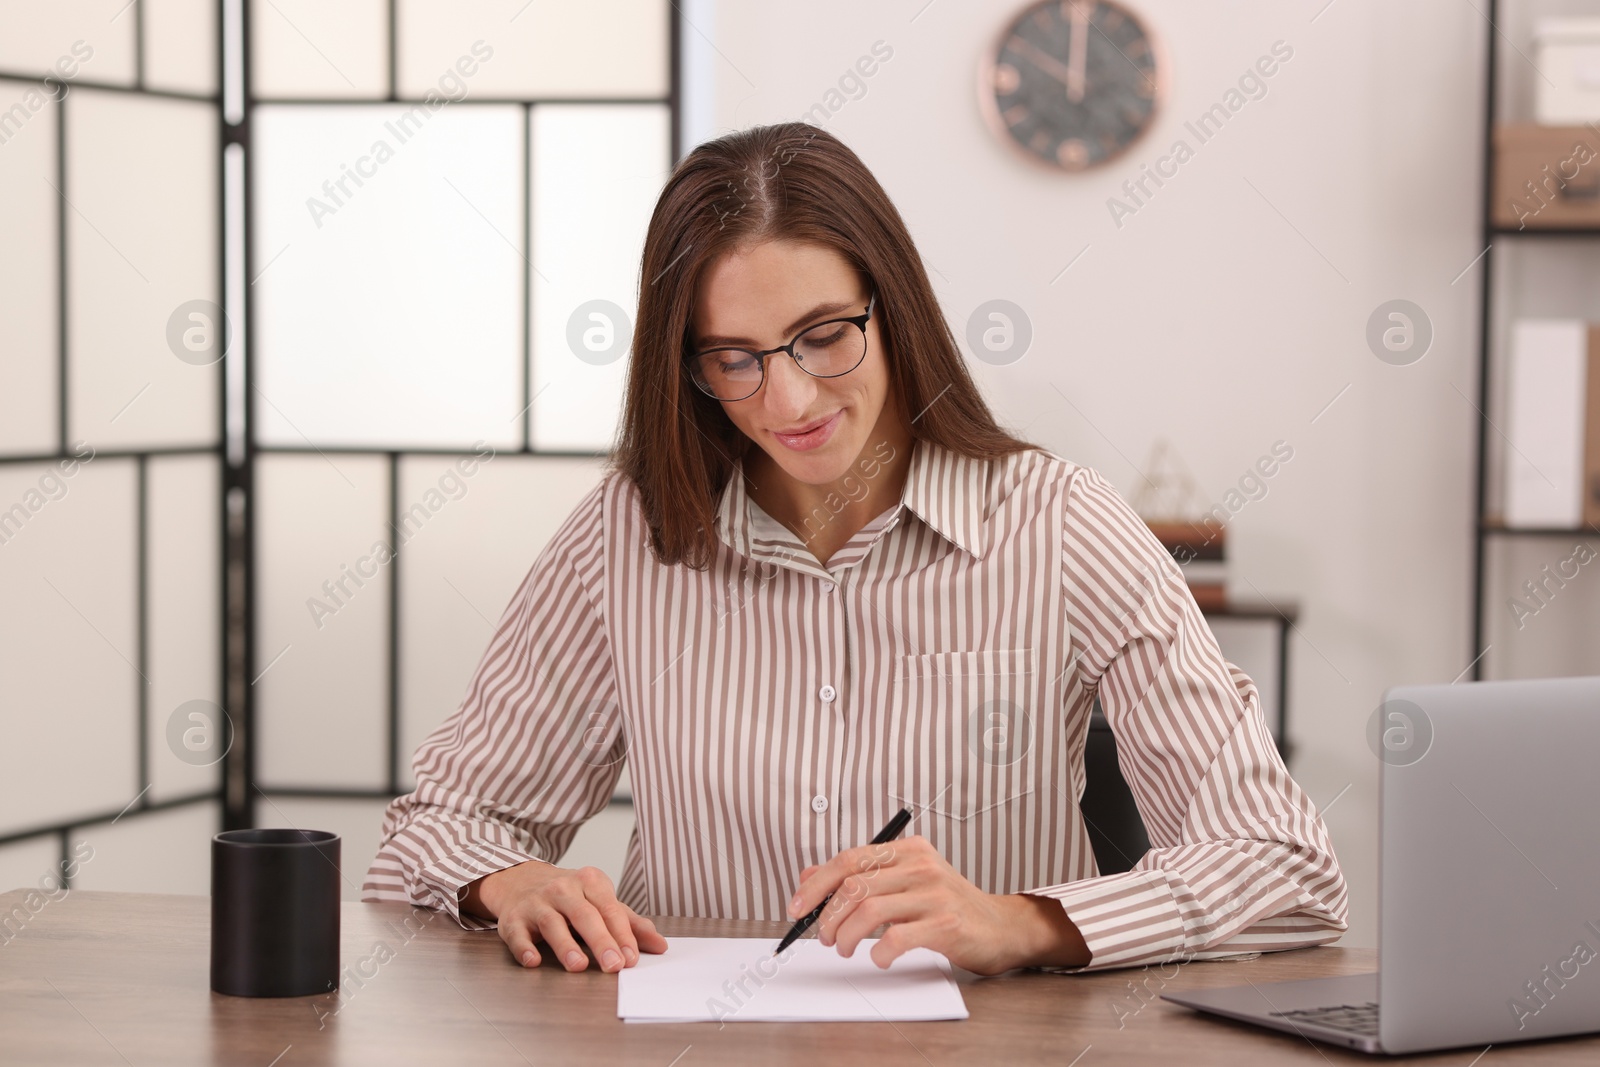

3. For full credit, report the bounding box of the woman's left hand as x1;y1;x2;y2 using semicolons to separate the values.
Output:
789;834;1089;975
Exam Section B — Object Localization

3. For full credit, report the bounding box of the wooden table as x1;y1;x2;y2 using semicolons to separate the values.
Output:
2;890;1596;1065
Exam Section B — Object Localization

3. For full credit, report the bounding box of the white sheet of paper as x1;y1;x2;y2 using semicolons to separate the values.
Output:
616;937;969;1023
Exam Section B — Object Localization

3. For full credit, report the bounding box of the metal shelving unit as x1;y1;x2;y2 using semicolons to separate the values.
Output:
1469;0;1600;681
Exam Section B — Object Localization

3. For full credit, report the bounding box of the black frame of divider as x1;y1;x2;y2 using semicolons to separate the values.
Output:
0;0;679;882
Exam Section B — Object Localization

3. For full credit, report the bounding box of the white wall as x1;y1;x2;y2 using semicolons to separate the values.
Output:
684;0;1493;950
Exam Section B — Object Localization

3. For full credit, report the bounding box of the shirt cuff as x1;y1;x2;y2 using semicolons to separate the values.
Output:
417;842;549;931
1022;869;1188;973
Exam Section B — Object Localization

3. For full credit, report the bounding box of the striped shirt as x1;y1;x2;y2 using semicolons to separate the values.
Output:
363;436;1348;971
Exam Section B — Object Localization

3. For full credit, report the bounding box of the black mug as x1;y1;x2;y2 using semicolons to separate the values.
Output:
210;828;341;997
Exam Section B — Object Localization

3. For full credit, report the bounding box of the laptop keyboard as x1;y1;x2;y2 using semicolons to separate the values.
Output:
1270;1001;1380;1036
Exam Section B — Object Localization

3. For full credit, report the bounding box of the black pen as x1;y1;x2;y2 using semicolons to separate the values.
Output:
773;806;913;957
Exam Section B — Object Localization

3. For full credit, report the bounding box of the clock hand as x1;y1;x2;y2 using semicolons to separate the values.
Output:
1067;1;1089;103
1010;36;1077;93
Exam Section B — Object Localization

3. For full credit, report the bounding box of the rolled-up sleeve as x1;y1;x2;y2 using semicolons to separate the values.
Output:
1022;466;1348;972
361;481;625;930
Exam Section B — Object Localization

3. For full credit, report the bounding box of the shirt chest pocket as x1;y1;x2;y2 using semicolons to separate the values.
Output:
887;647;1038;823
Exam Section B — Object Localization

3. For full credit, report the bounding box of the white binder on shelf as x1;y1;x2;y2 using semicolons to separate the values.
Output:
1505;318;1588;529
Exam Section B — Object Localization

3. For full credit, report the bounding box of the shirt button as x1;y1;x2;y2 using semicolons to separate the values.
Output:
819;684;836;703
811;794;829;814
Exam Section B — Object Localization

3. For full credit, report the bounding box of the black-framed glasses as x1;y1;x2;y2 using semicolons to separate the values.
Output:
684;290;876;402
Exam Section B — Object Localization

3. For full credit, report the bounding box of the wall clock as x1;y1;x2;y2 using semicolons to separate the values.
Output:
980;0;1163;171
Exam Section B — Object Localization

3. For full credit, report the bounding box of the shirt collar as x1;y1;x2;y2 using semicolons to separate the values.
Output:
714;436;991;565
900;436;991;561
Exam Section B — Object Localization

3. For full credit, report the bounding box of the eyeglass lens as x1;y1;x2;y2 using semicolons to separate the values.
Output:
691;318;866;401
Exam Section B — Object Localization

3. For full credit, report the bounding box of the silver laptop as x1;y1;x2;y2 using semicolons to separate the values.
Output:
1163;675;1600;1055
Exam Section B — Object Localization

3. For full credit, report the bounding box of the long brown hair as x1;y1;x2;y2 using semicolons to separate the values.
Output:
610;121;1037;569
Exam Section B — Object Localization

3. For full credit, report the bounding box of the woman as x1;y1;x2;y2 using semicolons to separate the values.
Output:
363;122;1347;977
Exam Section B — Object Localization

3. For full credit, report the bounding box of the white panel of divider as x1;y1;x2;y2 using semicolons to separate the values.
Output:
0;835;62;898
394;453;608;789
529;103;671;452
0;458;140;837
0;79;58;456
69;800;219;895
395;0;669;100
255;453;390;789
252;104;526;449
0;2;136;85
141;0;219;96
249;0;389;100
146;454;223;803
66;89;219;451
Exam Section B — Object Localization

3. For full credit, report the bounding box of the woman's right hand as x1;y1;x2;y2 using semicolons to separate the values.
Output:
466;860;668;972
